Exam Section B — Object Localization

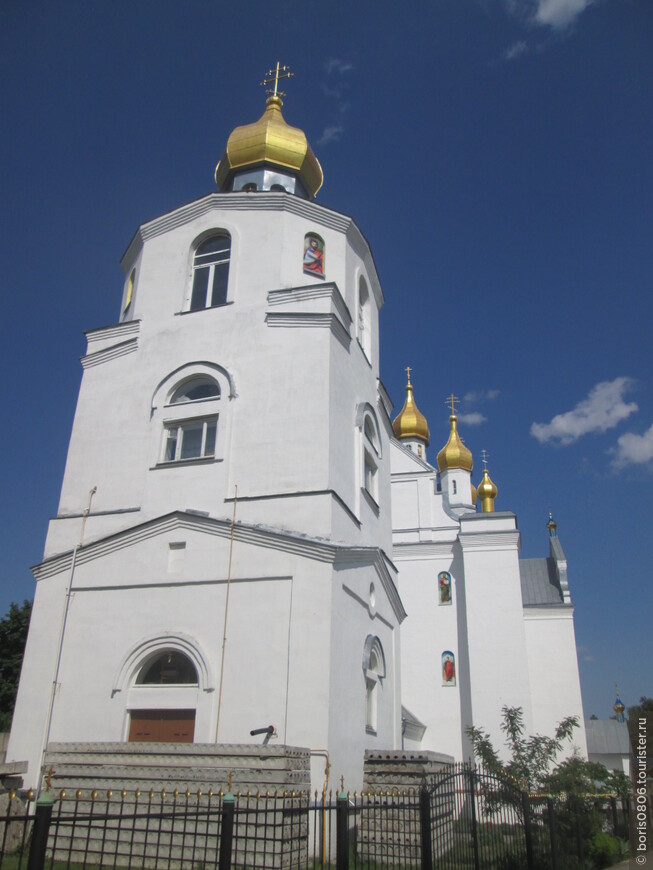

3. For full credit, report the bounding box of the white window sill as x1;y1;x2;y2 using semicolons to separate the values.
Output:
151;457;222;470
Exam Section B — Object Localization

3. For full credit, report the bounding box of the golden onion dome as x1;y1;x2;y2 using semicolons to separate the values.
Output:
477;468;498;513
471;483;478;504
215;95;323;198
392;373;430;445
436;416;473;473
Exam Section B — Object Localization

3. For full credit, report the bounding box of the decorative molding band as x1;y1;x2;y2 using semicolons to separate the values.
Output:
267;281;353;329
225;488;360;528
393;541;458;559
265;312;351;348
85;320;141;344
53;507;141;520
458;530;521;551
81;338;138;369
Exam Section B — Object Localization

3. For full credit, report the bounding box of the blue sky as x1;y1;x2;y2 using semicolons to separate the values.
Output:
1;0;651;722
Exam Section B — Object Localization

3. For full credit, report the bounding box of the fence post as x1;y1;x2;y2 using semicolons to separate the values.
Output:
218;792;235;870
610;796;618;834
419;786;433;870
468;768;480;870
336;788;349;870
546;796;559;870
27;793;54;870
521;792;534;870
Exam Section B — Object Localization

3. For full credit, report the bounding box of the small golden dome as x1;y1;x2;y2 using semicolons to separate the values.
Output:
215;96;323;198
477;468;498;513
437;416;473;473
392;373;430;445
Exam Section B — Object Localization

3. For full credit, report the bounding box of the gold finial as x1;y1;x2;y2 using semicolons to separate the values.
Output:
261;62;294;100
446;394;460;416
481;449;489;469
44;766;54;794
405;366;412;385
340;775;345;791
227;771;234;792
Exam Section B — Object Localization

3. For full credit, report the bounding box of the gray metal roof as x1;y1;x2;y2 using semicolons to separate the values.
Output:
519;558;564;606
585;719;631;756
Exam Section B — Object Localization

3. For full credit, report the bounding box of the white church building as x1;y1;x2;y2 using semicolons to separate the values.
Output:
7;76;586;793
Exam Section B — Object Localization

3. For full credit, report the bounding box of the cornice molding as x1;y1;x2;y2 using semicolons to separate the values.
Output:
267;281;352;329
85;320;140;344
81;338;138;369
393;541;457;559
458;529;521;551
265;312;351;348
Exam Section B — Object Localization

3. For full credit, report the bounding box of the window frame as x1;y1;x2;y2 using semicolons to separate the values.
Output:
160;414;218;465
188;233;232;312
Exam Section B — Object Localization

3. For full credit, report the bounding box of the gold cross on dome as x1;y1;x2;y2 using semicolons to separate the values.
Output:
261;62;294;98
481;449;489;468
405;365;412;384
446;394;459;415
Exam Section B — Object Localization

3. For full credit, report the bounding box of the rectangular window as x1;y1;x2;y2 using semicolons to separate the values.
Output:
162;417;218;463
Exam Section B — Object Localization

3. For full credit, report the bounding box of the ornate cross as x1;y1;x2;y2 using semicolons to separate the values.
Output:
481;449;489;468
261;62;294;98
446;393;459;415
405;365;412;384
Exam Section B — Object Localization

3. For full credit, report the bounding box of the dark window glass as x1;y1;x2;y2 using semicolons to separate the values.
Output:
190;235;231;310
138;651;198;685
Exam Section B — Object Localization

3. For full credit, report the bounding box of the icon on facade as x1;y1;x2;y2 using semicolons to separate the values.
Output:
438;571;452;605
442;651;456;686
303;233;325;277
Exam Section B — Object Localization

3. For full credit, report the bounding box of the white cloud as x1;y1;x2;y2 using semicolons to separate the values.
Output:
458;412;487;426
534;0;593;29
611;423;653;470
463;389;500;404
531;377;638;445
317;125;344;146
325;59;353;75
504;40;529;60
504;0;594;31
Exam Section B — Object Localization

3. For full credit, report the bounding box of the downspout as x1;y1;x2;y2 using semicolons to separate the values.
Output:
40;485;97;791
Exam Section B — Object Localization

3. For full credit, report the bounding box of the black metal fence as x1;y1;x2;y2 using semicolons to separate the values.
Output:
0;768;631;869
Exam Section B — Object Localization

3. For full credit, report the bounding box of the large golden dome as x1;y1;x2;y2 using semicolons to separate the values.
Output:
392;373;430;445
214;95;323;198
436;415;473;473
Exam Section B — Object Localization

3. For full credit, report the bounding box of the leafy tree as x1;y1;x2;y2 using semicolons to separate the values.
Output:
467;705;578;793
0;600;32;731
467;707;630;868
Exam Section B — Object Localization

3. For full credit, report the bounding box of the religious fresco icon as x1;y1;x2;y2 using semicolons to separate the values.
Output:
442;651;456;686
438;571;452;605
303;233;325;277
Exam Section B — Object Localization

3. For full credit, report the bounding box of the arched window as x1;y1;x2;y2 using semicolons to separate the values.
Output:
363;636;386;734
137;651;198;685
124;268;135;313
303;233;325;277
170;377;220;404
162;375;221;464
358;277;372;360
190;234;231;311
362;411;381;505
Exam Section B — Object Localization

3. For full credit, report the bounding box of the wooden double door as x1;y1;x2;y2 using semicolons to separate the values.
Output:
128;709;195;743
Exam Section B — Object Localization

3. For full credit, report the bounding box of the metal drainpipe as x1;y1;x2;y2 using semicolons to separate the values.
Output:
310;749;330;862
40;486;97;791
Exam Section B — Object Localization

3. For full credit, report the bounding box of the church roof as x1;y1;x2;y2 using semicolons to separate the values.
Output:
519;557;564;606
585;719;631;756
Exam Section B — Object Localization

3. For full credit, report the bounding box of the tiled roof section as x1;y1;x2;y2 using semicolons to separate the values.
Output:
585;719;631;756
520;557;564;606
